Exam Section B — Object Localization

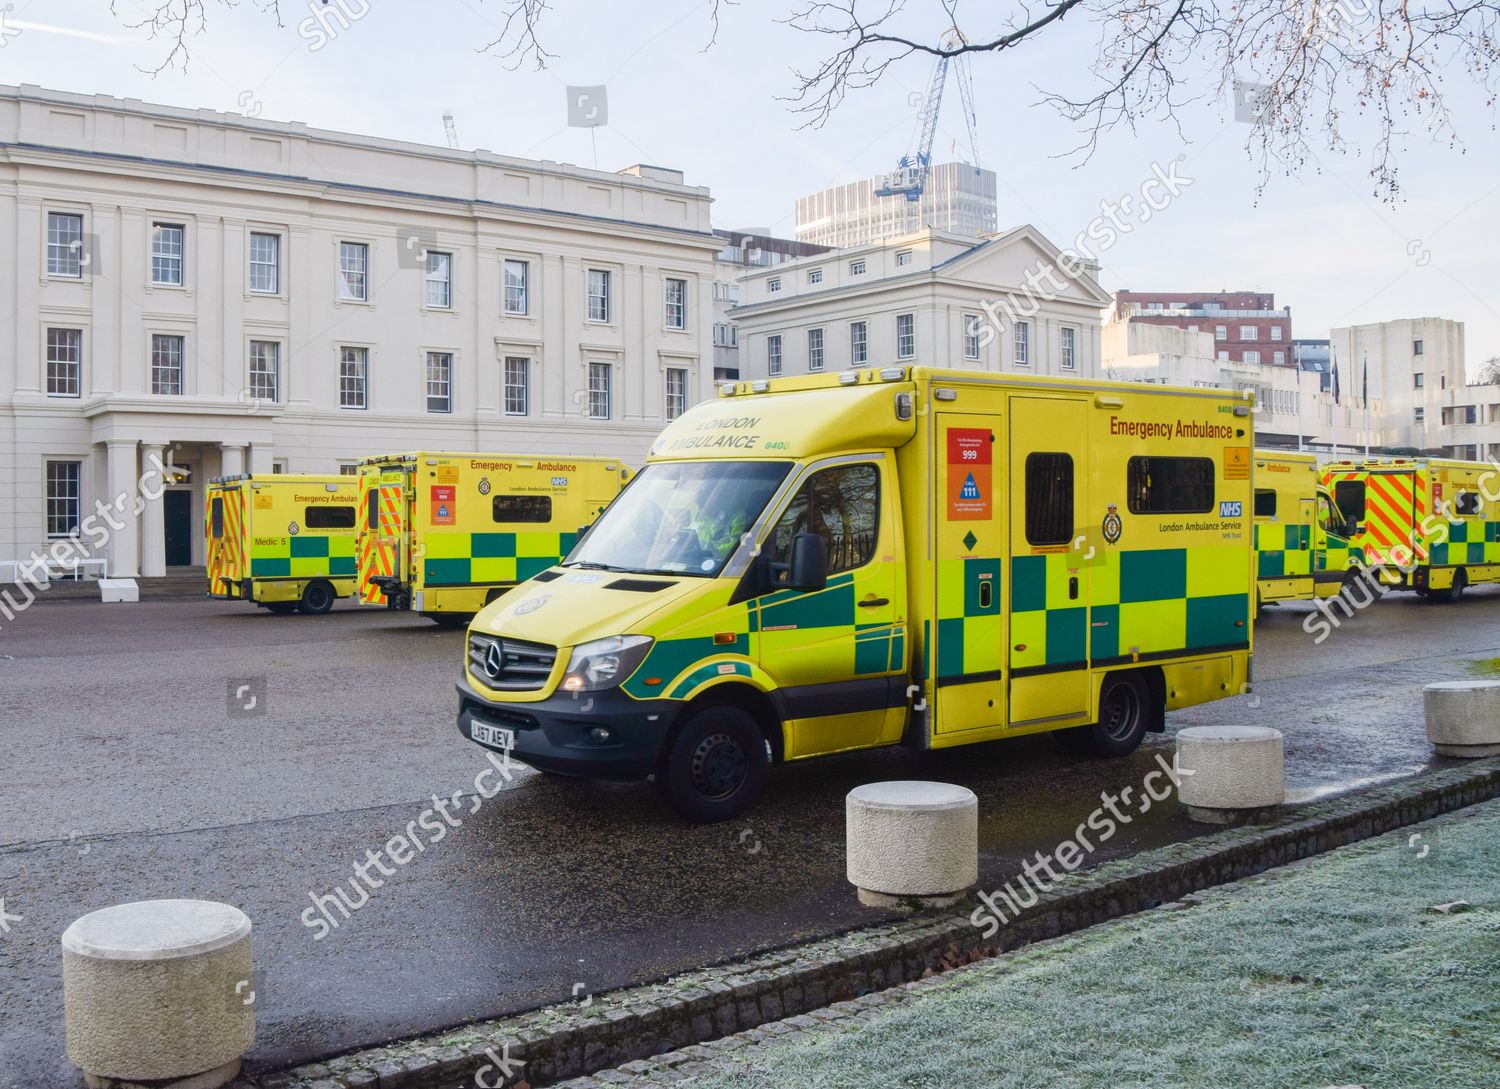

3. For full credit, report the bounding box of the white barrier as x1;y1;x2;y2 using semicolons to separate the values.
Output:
846;781;978;908
1424;681;1500;758
1176;725;1286;824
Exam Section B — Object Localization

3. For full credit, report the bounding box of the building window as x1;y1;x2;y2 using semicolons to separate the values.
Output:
1239;325;1258;341
340;346;368;408
767;276;782;293
1414;339;1424;355
1218;350;1230;361
151;223;185;285
503;259;529;315
503;356;530;415
1025;453;1073;546
47;212;85;278
850;259;866;276
587;268;611;322
808;268;823;284
1215;325;1227;341
767;334;783;377
1187;324;1200;333
426;351;452;412
807;328;825;372
249;232;280;293
850;321;868;365
1127;456;1215;514
339;463;360;476
665;367;687;420
664;277;687;330
46;328;82;397
896;249;913;267
1414;373;1424;388
963;314;981;361
425;251;452;309
339;242;369;301
46;461;81;538
1414;407;1425;422
588;361;612;419
896;313;915;359
249;340;280;401
150;334;185;395
1014;321;1030;366
1243;350;1261;364
1061;326;1077;370
1270;326;1283;341
1273;350;1285;365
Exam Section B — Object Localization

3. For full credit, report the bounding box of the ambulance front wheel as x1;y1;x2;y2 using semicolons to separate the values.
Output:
298;580;336;615
657;705;770;822
1054;672;1150;758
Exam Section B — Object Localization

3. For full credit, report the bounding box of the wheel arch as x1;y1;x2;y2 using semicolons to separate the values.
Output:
661;682;784;767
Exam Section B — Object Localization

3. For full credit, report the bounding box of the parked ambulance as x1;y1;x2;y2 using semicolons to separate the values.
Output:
456;367;1257;820
1252;449;1359;606
1322;456;1500;601
357;451;630;623
206;474;359;614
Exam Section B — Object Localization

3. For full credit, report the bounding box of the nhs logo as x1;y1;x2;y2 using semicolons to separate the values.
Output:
1218;500;1243;518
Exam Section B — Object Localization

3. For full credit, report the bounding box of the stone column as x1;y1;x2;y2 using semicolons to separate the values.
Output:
104;440;140;578
248;444;273;475
139;443;167;578
219;443;246;479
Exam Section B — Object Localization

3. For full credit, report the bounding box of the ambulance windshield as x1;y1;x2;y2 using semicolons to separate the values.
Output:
566;460;791;577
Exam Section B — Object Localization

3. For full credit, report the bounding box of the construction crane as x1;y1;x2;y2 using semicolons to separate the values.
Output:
875;28;982;203
442;111;459;150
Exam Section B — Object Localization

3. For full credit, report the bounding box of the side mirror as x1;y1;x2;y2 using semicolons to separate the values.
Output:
787;532;828;592
577;524;592;540
1344;518;1358;537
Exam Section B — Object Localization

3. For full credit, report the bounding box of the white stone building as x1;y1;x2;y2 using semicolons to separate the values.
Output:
729;227;1110;382
794;163;998;249
0;85;719;578
710;229;830;381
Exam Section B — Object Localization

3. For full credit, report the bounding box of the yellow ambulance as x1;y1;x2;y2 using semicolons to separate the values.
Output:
1322;456;1500;601
357;451;630;624
206;473;359;614
456;368;1256;820
1253;449;1359;606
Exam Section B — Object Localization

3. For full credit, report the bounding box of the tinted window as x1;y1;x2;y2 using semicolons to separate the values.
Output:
768;464;879;578
306;505;356;529
1333;481;1365;521
211;497;224;538
1025;453;1073;546
1127;457;1215;514
1254;489;1277;517
1455;492;1482;516
366;488;380;530
493;495;553;524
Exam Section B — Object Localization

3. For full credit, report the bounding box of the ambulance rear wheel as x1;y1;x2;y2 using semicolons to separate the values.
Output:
658;705;769;822
1434;569;1467;603
298;580;336;615
264;602;298;615
1054;672;1149;758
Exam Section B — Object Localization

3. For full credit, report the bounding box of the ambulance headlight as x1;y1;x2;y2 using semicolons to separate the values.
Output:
561;635;654;692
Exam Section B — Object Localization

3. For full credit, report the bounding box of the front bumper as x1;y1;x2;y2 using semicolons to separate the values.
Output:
455;673;678;781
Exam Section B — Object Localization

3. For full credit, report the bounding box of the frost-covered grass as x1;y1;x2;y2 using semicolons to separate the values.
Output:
695;802;1500;1089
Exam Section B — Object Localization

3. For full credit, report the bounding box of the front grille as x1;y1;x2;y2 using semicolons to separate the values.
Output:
469;633;557;691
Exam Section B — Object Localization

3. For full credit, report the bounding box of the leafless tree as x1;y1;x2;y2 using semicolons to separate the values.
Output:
112;0;284;74
1476;356;1500;384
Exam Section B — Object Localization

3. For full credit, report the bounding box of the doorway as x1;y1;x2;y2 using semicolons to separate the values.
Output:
164;491;193;566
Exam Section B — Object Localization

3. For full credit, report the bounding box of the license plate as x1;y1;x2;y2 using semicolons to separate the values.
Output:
470;719;515;751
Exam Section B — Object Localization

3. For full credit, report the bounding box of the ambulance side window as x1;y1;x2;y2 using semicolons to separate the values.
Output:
1318;495;1340;534
1333;481;1365;522
767;463;879;580
210;498;224;539
306;505;356;529
1254;489;1276;517
493;495;553;523
1127;456;1214;514
1455;492;1482;516
1024;453;1073;546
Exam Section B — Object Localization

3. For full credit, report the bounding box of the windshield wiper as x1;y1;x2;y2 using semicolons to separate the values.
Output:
564;560;620;571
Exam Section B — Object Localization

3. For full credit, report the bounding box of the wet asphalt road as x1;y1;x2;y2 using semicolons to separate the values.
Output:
2;589;1496;1086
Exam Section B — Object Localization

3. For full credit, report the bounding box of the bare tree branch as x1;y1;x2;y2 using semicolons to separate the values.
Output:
112;0;283;74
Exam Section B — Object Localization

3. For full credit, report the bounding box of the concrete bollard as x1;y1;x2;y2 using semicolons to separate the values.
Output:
1176;725;1285;825
1424;680;1500;757
846;781;978;908
98;579;139;604
62;899;254;1089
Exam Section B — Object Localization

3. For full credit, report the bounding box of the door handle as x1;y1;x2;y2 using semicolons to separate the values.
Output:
1068;576;1079;600
858;597;890;608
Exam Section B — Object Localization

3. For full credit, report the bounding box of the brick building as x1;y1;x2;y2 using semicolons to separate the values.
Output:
1113;290;1294;367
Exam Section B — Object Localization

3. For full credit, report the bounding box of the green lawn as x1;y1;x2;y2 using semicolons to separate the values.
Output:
695;801;1500;1089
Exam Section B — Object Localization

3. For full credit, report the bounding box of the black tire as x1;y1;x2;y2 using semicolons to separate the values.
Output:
297;580;336;615
657;705;770;822
1434;569;1467;603
1052;672;1150;758
425;612;472;628
264;602;298;615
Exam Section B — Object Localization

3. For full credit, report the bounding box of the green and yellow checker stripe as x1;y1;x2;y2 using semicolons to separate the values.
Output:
249;533;356;578
1254;522;1312;580
420;531;579;588
931;557;1001;683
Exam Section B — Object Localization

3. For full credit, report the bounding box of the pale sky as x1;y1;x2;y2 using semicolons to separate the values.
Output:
3;0;1496;369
